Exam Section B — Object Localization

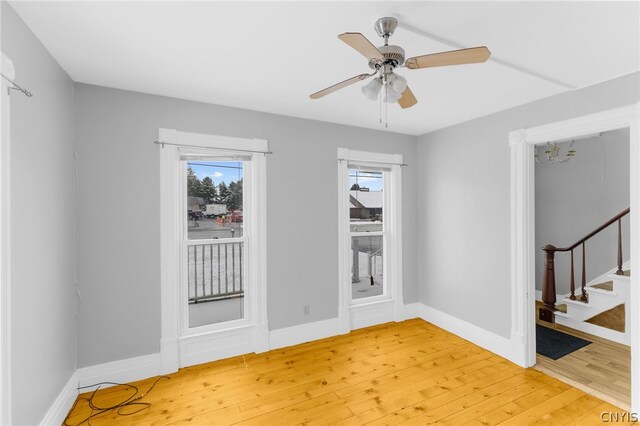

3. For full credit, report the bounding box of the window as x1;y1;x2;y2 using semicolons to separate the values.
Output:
184;161;245;327
160;128;268;370
337;148;404;331
349;168;386;301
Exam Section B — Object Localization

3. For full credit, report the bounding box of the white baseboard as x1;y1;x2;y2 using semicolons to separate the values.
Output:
269;317;342;350
418;303;512;362
77;353;161;389
40;371;78;426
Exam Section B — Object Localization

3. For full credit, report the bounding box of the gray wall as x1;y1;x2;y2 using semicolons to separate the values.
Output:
73;83;418;368
535;129;630;295
417;72;640;338
1;4;77;425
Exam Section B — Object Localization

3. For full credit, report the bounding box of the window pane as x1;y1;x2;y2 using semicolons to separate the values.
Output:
186;161;244;240
349;168;383;231
351;235;384;299
185;160;245;328
349;167;385;301
188;242;244;327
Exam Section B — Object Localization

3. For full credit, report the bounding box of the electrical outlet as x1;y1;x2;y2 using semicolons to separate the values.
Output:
303;305;310;315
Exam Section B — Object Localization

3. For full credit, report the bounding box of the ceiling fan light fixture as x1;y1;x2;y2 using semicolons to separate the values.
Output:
361;77;383;101
383;85;402;103
388;73;407;94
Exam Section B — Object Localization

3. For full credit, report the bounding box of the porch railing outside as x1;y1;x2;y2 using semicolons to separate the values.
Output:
187;239;244;303
351;235;383;283
369;247;383;277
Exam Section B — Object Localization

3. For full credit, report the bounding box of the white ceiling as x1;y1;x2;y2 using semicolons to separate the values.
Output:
10;1;639;136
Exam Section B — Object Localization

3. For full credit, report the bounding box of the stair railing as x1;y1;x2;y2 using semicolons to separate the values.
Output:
540;207;630;321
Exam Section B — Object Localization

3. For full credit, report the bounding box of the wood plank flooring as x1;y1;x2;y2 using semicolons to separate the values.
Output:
535;315;630;411
65;319;625;425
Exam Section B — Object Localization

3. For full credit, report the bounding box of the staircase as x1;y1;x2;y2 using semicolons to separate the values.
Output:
539;208;631;345
552;263;630;345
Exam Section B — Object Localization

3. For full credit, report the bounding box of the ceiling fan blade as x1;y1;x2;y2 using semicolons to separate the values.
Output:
309;73;371;99
405;46;491;70
398;86;417;109
338;32;384;61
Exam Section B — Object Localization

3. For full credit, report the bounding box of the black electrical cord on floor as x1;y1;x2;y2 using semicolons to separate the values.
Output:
63;376;170;426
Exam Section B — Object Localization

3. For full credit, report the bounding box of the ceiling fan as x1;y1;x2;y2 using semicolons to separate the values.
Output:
309;17;491;109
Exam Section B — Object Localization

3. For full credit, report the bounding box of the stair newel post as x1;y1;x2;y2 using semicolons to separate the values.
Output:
569;249;576;300
581;242;588;302
540;244;557;322
616;218;624;275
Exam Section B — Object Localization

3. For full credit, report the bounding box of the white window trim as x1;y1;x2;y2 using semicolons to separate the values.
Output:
509;103;640;412
0;52;13;426
337;148;404;332
160;129;268;372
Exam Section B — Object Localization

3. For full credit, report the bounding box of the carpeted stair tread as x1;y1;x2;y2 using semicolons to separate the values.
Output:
556;304;567;314
592;281;613;291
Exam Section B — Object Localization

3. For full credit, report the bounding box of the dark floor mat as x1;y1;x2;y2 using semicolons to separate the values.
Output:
536;324;591;360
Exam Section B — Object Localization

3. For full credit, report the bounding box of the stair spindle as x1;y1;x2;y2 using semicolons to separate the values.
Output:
616;218;624;275
581;242;588;302
569;249;576;300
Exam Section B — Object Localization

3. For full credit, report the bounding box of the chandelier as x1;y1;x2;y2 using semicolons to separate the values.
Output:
534;141;576;164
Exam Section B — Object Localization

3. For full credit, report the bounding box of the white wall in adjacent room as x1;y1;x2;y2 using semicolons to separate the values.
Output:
535;129;630;295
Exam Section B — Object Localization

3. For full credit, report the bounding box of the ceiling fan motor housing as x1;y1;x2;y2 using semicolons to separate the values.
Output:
369;45;405;69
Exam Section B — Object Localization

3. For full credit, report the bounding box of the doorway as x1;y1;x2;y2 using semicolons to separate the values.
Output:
532;129;631;408
509;103;640;412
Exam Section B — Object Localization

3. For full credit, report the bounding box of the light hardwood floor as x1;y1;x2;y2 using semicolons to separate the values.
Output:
535;316;630;411
65;319;626;425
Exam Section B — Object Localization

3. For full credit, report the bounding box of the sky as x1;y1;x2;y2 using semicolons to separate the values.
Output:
349;169;383;191
188;161;243;185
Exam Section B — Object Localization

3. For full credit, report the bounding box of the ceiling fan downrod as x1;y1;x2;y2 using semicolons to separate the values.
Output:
369;17;405;71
